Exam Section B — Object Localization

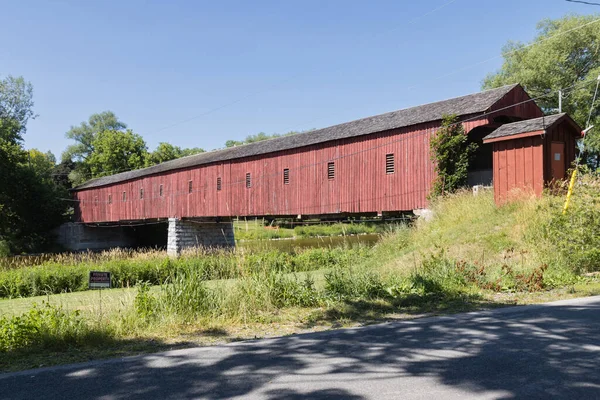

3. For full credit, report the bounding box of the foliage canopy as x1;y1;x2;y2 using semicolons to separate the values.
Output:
87;130;148;177
0;76;67;254
146;142;204;166
483;14;600;166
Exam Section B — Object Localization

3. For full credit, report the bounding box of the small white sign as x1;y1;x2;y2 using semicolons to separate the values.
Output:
554;153;561;161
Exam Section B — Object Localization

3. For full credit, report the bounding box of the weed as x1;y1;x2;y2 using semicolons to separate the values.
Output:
133;282;157;321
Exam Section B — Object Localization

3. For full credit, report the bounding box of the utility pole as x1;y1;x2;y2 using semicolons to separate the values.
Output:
558;89;562;113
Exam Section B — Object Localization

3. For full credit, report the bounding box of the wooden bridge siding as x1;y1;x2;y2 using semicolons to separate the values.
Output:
73;117;509;223
488;89;544;121
492;135;545;203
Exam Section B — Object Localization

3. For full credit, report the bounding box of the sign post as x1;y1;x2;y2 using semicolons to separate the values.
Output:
89;271;111;321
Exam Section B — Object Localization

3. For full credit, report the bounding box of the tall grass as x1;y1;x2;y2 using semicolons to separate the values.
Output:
0;247;369;299
0;248;144;271
133;268;323;325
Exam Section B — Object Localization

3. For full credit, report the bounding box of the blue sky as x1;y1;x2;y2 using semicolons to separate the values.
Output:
1;0;595;159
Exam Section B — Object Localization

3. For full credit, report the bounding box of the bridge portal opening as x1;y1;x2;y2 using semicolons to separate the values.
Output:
123;222;168;250
467;115;526;187
467;125;494;187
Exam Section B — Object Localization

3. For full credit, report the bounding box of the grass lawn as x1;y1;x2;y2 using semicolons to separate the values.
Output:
0;287;141;317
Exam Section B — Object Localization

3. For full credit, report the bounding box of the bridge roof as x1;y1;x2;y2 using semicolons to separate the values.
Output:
74;83;520;191
483;113;582;143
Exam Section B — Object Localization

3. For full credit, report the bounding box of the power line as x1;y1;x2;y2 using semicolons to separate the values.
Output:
407;17;600;91
586;75;600;128
566;0;600;5
268;16;600;135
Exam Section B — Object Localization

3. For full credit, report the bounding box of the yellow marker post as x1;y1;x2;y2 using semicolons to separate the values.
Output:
562;169;577;215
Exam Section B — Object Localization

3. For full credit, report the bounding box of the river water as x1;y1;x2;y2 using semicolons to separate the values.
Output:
238;233;382;252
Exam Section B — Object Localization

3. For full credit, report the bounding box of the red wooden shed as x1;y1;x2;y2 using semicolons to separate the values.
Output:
482;113;582;204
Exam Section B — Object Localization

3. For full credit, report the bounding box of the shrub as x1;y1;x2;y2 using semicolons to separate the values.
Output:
0;241;10;258
0;302;113;353
430;115;478;198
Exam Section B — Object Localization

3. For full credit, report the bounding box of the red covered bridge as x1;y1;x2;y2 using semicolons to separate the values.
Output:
64;84;580;255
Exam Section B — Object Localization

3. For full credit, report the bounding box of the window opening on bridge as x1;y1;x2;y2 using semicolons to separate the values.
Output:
108;194;112;204
283;168;290;185
386;153;395;174
122;191;126;202
246;173;252;188
327;162;335;180
140;188;144;199
94;197;98;207
159;184;163;197
188;180;193;194
217;177;222;191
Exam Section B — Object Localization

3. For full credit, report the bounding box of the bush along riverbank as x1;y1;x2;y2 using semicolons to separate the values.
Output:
3;176;600;371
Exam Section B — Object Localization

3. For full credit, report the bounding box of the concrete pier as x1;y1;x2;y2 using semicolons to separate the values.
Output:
167;218;235;257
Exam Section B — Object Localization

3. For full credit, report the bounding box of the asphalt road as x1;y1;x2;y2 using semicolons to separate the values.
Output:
2;296;600;400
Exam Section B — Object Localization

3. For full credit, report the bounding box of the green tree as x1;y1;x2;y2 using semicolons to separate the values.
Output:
62;111;127;162
27;149;56;182
430;115;478;198
87;129;148;177
224;130;307;148
179;147;205;157
0;76;35;144
146;142;205;166
0;76;67;254
52;159;76;192
62;111;127;184
483;14;600;166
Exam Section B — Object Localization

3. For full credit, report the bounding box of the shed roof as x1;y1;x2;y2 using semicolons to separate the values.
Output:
74;83;521;191
482;113;581;143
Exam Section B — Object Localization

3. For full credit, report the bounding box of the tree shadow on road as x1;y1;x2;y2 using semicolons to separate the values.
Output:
307;292;513;326
2;299;600;399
